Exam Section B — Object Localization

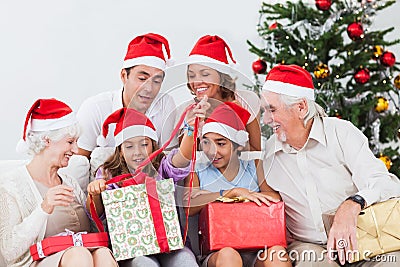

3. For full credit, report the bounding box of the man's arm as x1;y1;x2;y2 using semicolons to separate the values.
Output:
340;121;400;205
78;148;92;159
327;120;400;264
76;96;106;159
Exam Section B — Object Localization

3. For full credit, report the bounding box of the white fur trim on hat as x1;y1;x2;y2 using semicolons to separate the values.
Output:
262;80;315;100
114;125;158;146
186;54;237;75
30;112;77;132
202;122;248;147
123;56;166;70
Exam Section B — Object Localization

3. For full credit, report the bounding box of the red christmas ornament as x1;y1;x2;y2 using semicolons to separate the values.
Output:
316;0;332;11
269;22;280;30
354;68;370;84
334;110;342;119
347;22;364;41
380;51;396;67
252;59;267;74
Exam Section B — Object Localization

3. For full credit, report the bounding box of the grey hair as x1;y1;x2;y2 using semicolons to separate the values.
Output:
25;123;81;155
279;94;327;127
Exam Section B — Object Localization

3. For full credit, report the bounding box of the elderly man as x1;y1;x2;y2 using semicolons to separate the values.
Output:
261;64;400;266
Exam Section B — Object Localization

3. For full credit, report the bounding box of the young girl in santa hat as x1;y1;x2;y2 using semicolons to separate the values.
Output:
185;102;291;267
86;97;209;267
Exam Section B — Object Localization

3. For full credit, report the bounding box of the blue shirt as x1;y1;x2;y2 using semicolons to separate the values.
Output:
196;159;259;192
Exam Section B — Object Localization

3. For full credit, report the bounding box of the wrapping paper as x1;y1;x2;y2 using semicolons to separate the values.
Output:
322;198;400;262
198;201;286;254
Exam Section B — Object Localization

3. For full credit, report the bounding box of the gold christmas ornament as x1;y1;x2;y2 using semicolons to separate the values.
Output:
374;97;389;113
378;154;392;170
314;63;330;79
372;45;383;60
394;74;400;89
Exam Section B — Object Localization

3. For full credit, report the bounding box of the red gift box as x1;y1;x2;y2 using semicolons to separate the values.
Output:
30;231;109;261
198;201;286;254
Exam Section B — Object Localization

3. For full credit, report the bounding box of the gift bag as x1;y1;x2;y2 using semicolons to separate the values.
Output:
101;177;184;261
322;197;400;262
198;200;287;254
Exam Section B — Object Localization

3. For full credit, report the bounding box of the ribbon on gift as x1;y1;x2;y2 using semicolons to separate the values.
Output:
36;242;45;259
34;229;89;259
370;207;385;254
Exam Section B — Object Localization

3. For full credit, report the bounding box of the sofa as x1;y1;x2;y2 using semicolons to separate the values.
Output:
0;149;262;264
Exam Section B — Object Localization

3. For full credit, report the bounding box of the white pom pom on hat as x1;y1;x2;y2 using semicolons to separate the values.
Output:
97;107;158;147
96;135;108;147
16;139;29;154
16;98;77;154
201;102;251;147
122;33;172;71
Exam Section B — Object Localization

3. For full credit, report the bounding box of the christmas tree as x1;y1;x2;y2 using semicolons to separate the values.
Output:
248;0;400;177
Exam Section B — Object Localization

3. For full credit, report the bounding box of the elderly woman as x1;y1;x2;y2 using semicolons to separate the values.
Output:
0;98;117;267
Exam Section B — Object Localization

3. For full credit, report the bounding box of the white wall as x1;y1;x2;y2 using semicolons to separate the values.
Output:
1;0;399;160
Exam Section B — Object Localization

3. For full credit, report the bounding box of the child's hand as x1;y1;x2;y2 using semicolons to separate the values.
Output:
246;191;276;206
87;179;106;196
183;188;212;200
229;188;279;206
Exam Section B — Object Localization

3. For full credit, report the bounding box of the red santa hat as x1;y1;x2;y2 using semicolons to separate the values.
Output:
187;35;237;75
97;108;158;147
202;102;250;147
123;33;172;71
262;64;315;100
16;98;77;153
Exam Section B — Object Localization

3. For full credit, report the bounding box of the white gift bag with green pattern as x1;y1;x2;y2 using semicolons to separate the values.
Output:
102;178;184;261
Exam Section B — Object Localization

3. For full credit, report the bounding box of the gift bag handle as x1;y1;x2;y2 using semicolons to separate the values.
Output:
89;195;105;233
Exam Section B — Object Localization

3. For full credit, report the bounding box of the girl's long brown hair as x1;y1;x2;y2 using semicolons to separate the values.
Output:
96;140;165;180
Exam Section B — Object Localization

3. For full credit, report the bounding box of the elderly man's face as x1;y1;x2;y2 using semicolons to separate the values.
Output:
261;91;302;144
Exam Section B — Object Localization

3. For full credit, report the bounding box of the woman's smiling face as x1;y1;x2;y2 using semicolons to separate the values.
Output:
187;64;222;100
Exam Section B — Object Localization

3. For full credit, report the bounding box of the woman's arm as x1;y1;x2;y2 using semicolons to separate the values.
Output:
246;112;262;152
0;189;49;263
172;96;210;168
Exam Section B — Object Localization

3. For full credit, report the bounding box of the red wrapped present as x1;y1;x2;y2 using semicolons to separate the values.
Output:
198;201;286;254
30;230;109;261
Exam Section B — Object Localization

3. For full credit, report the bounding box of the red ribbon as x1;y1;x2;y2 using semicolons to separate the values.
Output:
89;195;105;232
145;178;170;252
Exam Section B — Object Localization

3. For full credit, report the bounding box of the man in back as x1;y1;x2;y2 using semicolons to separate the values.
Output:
77;33;177;158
